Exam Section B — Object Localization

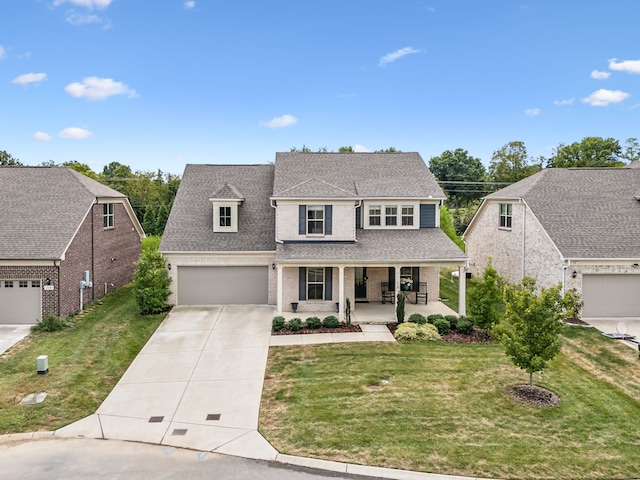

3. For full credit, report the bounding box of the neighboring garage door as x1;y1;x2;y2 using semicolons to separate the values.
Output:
582;274;640;317
0;280;42;324
177;266;269;305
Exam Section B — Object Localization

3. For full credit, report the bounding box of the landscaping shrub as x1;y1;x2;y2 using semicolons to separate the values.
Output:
31;313;70;332
306;316;321;329
394;322;441;342
133;249;172;315
408;313;427;324
323;315;339;328
287;318;302;331
456;316;474;334
396;292;405;323
445;315;459;330
427;314;444;324
272;316;285;332
433;318;451;335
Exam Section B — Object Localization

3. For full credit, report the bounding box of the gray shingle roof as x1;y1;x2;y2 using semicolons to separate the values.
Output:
486;167;640;259
160;164;276;252
276;229;466;263
272;152;445;199
0;166;126;260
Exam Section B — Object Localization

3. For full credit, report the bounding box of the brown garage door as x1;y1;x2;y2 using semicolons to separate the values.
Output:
582;274;640;317
0;280;42;324
177;266;269;305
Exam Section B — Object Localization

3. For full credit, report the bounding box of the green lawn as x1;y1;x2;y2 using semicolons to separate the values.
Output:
0;284;165;434
439;267;462;312
260;326;640;479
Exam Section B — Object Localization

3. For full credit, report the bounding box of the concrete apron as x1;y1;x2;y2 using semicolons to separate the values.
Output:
55;305;278;461
583;318;640;351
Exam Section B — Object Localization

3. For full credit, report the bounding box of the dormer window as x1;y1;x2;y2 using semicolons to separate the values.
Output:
209;183;244;233
219;206;232;227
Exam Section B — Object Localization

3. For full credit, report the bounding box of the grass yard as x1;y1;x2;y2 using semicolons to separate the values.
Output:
260;326;640;479
0;284;165;434
439;266;461;312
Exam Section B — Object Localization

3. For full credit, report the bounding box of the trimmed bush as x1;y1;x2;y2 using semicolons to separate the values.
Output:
445;315;459;330
306;316;321;329
133;249;172;315
457;316;474;335
394;322;441;342
323;315;339;328
31;313;71;332
272;316;285;332
288;318;302;331
427;314;444;324
433;318;451;335
408;313;427;324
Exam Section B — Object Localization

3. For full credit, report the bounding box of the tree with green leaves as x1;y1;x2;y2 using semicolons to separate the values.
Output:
132;249;172;314
620;137;639;164
63;160;99;179
429;148;486;206
547;137;624;168
0;150;22;165
497;277;566;387
439;206;465;251
488;141;542;184
467;258;506;332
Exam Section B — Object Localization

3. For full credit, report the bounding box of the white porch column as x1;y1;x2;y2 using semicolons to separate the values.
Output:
394;265;401;301
458;265;466;316
338;266;345;321
276;265;284;314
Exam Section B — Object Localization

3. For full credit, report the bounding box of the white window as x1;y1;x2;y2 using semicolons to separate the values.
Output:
499;203;512;229
385;205;398;226
369;205;381;226
219;206;232;227
307;206;324;234
307;267;324;300
19;281;28;288
5;281;13;288
32;280;41;288
103;203;114;228
401;205;414;226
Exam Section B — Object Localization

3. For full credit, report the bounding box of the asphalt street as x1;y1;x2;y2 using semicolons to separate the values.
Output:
0;438;367;480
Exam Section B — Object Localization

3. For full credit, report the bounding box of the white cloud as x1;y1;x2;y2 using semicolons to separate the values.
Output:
184;1;196;8
259;114;298;129
581;89;630;106
33;131;52;141
53;0;112;9
524;108;541;117
591;70;610;80
59;127;93;139
65;12;102;25
554;98;574;106
378;47;421;66
608;58;640;74
0;46;6;59
353;144;370;152
65;77;137;100
12;73;47;85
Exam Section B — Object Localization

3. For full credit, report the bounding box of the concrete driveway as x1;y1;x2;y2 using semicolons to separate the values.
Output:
0;325;32;357
584;318;640;350
56;305;277;460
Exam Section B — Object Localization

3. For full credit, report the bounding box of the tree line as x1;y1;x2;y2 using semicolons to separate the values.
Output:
0;151;179;236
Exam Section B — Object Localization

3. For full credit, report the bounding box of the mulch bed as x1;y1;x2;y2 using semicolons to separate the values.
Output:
507;385;561;407
272;324;362;335
564;317;590;326
386;323;493;343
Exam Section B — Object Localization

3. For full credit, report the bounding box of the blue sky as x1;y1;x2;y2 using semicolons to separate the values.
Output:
3;1;640;175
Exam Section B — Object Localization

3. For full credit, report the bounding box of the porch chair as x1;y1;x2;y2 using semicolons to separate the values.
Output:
415;282;428;304
381;282;395;304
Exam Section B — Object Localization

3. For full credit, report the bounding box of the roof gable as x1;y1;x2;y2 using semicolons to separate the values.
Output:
210;183;245;201
276;177;357;198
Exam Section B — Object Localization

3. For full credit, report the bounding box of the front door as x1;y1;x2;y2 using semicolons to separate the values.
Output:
355;267;367;301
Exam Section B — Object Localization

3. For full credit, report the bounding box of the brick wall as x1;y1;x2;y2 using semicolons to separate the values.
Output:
276;202;356;241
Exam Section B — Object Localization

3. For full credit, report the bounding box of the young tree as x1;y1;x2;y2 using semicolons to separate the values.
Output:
467;258;506;332
497;277;566;387
133;250;172;314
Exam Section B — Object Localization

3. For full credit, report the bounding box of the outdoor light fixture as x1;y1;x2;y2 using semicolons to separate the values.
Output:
167;263;171;270
572;270;577;278
271;263;276;270
633;263;639;268
45;277;51;286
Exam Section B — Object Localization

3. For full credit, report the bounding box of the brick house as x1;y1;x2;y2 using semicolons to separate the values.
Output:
463;166;640;318
160;152;468;320
0;166;145;324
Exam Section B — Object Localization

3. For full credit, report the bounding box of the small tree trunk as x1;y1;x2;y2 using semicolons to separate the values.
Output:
529;372;533;388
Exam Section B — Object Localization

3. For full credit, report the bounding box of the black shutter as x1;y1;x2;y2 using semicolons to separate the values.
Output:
420;204;436;228
325;205;332;235
388;267;395;290
299;205;306;235
299;267;307;300
355;206;361;229
412;267;420;292
324;267;333;300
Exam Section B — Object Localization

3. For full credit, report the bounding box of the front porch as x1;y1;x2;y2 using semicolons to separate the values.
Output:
276;300;458;325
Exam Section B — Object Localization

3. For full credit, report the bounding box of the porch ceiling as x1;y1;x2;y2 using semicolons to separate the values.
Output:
275;229;467;265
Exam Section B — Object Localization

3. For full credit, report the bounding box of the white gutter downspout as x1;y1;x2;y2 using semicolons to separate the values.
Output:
562;259;571;295
270;199;284;244
354;200;362;242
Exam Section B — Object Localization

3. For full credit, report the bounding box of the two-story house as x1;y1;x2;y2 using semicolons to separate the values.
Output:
160;152;468;320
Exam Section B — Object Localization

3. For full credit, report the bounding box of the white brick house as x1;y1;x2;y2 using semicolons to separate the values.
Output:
160;153;468;320
463;166;640;318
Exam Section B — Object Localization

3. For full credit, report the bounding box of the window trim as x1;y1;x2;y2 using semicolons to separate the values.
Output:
212;201;239;232
307;266;325;300
385;205;398;226
103;203;114;229
401;205;414;226
499;203;513;229
219;206;232;227
368;205;381;226
306;205;325;235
